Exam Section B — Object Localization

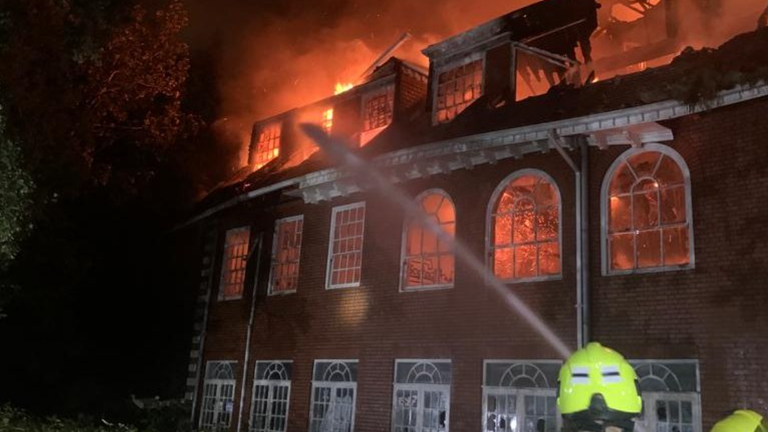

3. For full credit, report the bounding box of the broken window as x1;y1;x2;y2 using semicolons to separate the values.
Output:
392;360;452;432
252;122;281;169
490;172;561;281
309;361;358;432
219;227;250;300
361;85;395;146
269;216;303;294
605;147;692;273
327;202;366;288
200;361;237;432
402;190;455;290
433;58;483;125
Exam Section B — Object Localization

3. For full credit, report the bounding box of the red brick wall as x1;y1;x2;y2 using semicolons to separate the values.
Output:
196;97;768;431
395;65;428;120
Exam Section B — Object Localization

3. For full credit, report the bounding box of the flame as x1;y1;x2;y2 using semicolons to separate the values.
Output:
334;82;354;95
322;108;334;134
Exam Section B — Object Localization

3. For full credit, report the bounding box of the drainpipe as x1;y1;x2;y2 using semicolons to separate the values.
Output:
547;131;589;348
236;232;265;432
579;139;590;347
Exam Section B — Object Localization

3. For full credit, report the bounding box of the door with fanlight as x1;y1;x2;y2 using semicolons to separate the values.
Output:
392;360;452;432
631;361;702;432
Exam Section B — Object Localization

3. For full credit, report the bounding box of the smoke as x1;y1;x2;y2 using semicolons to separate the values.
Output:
184;0;767;168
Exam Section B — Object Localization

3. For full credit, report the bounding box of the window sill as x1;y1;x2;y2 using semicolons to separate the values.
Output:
217;295;243;302
326;283;361;290
268;289;297;297
495;275;563;284
400;284;454;293
603;264;694;277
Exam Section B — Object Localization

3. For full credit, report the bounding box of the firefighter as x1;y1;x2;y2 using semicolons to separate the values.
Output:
711;410;767;432
557;342;643;432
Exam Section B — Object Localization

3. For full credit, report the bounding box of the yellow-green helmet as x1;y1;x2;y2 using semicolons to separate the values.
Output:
711;410;767;432
558;342;642;432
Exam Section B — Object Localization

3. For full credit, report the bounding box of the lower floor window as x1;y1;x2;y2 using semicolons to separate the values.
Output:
310;361;358;432
200;361;237;432
250;361;292;432
632;361;701;432
483;361;561;432
392;360;452;432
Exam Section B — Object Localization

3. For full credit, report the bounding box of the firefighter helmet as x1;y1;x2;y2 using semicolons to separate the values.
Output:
558;342;642;432
711;410;767;432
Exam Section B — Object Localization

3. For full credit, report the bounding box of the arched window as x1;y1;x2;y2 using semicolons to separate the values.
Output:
602;145;693;274
488;171;561;281
402;190;456;290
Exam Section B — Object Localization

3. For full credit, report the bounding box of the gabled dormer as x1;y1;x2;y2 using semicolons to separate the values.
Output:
423;0;599;125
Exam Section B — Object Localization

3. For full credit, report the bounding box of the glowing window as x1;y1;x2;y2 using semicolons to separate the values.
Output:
199;361;237;432
434;58;483;125
219;227;250;300
322;108;333;135
327;202;365;288
489;172;561;281
269;216;303;295
402;190;455;290
603;146;693;274
361;86;395;146
252;122;281;169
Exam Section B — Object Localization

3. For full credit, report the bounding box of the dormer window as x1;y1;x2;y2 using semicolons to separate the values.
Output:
433;57;484;125
360;85;395;146
252;121;281;169
322;108;334;135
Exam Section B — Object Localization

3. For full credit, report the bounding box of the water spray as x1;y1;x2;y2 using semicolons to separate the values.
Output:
301;123;573;359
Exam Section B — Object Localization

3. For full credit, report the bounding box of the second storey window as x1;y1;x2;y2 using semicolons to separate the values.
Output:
433;58;483;125
602;145;693;274
402;190;456;290
360;85;395;146
252;122;281;169
489;171;561;282
327;202;366;289
219;227;250;300
269;216;304;295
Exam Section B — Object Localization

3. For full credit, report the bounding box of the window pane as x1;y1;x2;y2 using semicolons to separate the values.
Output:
660;186;686;224
663;226;690;266
434;59;483;124
633;189;659;230
495;215;513;246
610;233;635;270
538;242;561;276
494;248;514;279
609;195;632;233
536;207;558;241
534;181;558;207
513;203;535;244
637;230;662;268
656;155;684;187
629;151;661;178
515;245;537;278
609;162;635;195
439;255;455;284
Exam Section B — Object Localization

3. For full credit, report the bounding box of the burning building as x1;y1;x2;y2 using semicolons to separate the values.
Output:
178;1;768;431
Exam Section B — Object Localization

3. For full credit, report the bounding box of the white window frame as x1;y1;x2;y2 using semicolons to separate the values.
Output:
309;359;359;432
249;360;292;432
399;189;456;292
326;202;366;289
600;143;695;276
431;52;486;126
219;227;251;301
391;359;452;432
199;361;238;432
268;216;304;296
481;360;562;432
631;360;702;432
485;169;563;283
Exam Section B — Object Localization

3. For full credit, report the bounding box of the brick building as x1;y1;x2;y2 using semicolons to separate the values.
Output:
178;2;768;432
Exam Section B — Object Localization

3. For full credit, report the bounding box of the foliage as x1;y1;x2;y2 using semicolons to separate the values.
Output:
0;404;190;432
0;111;33;272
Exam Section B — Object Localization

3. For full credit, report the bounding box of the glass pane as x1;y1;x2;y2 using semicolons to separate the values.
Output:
514;203;535;243
511;175;537;197
436;198;455;223
660;186;686;224
536;207;558;241
669;400;680;422
633;187;659;230
495;215;513;246
609;195;632;233
656;400;668;421
663;226;690;266
656;156;684;187
538;242;561;276
423;193;443;214
610;233;635;270
610;162;635;195
498;191;515;213
494;248;514;279
515;245;537;278
630;151;661;178
533;181;558;207
439;255;455;284
637;230;662;268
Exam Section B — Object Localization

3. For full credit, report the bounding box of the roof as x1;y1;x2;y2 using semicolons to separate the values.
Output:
188;27;768;224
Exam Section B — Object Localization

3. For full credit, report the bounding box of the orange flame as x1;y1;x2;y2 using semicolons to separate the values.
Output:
334;82;354;95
